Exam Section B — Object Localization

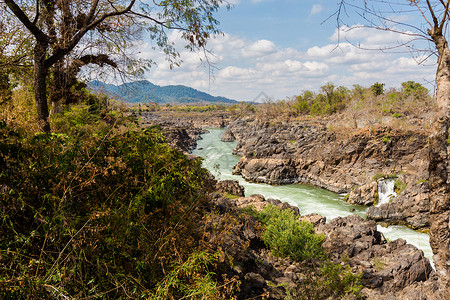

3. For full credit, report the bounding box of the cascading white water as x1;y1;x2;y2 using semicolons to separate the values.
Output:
192;128;433;263
377;179;397;206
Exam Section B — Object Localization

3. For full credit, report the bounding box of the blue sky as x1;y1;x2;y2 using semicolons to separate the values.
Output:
137;0;437;102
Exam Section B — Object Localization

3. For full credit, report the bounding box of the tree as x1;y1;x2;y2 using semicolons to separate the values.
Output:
371;82;385;96
336;0;449;290
401;80;429;99
1;0;227;132
0;10;33;103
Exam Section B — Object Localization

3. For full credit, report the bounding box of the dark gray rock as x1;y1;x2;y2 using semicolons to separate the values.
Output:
227;118;431;230
215;180;245;197
316;215;433;296
347;181;379;206
221;127;236;141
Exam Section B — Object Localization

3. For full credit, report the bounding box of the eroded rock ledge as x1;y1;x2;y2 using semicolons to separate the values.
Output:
223;118;431;229
208;180;440;299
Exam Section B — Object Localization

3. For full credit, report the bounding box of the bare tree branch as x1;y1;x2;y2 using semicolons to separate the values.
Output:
4;0;49;42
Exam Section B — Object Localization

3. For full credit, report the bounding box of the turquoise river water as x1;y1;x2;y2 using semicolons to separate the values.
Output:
192;128;433;263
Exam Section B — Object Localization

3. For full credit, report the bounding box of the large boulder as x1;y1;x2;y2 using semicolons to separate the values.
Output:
347;181;379;206
215;180;245;197
221;127;236;142
316;215;433;296
228;118;432;230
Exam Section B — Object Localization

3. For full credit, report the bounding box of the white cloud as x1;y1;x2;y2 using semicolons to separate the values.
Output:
218;66;257;80
133;26;435;102
241;39;277;58
330;25;416;49
209;33;245;56
310;4;323;16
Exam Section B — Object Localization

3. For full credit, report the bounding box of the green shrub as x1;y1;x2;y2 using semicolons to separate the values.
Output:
372;173;397;181
371;82;385;96
258;205;324;261
0;107;222;298
152;251;223;299
293;261;363;299
401;81;429;99
394;180;407;195
382;133;391;144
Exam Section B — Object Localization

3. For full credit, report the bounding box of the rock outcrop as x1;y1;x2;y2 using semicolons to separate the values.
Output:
139;110;232;128
316;215;433;296
137;110;232;153
215;180;245;197
223;118;432;229
347;181;378;206
139;117;206;153
207;185;438;299
366;181;431;229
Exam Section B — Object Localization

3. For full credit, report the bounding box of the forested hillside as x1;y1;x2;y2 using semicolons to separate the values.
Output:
88;80;238;104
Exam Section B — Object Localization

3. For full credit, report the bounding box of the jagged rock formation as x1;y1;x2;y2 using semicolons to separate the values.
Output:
139;110;232;129
215;180;245;197
137;110;232;153
139;118;205;153
367;181;431;229
347;181;378;206
209;180;438;299
223;118;432;230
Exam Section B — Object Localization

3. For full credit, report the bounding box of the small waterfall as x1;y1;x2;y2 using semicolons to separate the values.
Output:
193;129;433;263
377;179;397;206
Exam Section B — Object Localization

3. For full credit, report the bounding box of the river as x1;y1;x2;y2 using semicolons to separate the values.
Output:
192;128;433;263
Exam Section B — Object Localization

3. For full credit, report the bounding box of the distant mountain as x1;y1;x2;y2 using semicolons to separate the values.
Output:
87;80;237;104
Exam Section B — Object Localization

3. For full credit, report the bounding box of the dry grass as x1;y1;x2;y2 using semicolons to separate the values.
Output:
0;88;40;133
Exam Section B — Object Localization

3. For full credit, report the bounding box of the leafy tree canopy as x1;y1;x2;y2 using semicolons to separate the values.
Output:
1;0;229;131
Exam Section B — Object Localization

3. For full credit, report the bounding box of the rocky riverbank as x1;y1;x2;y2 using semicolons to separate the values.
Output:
140;113;447;298
209;180;440;299
223;118;433;230
136;110;232;153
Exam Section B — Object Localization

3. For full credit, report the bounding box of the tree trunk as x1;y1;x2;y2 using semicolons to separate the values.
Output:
429;33;450;290
34;41;51;132
50;60;66;114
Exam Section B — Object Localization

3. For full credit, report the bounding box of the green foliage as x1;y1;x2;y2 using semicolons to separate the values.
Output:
291;83;349;116
392;112;402;118
0;105;222;298
371;82;385;96
372;173;397;181
152;251;223;299
292;90;314;114
293;261;363;299
401;81;429;99
258;205;324;261
239;205;260;219
170;104;229;112
394;180;407;195
352;84;367;100
242;205;361;298
222;193;240;200
90;80;237;104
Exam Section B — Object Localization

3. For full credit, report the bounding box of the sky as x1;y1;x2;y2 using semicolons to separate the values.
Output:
136;0;438;102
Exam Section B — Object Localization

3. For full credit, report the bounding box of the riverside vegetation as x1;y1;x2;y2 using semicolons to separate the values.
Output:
133;79;447;298
1;88;227;298
0;87;372;299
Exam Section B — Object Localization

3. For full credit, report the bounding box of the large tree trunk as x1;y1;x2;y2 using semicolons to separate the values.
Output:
429;32;450;290
50;60;68;114
34;41;51;132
